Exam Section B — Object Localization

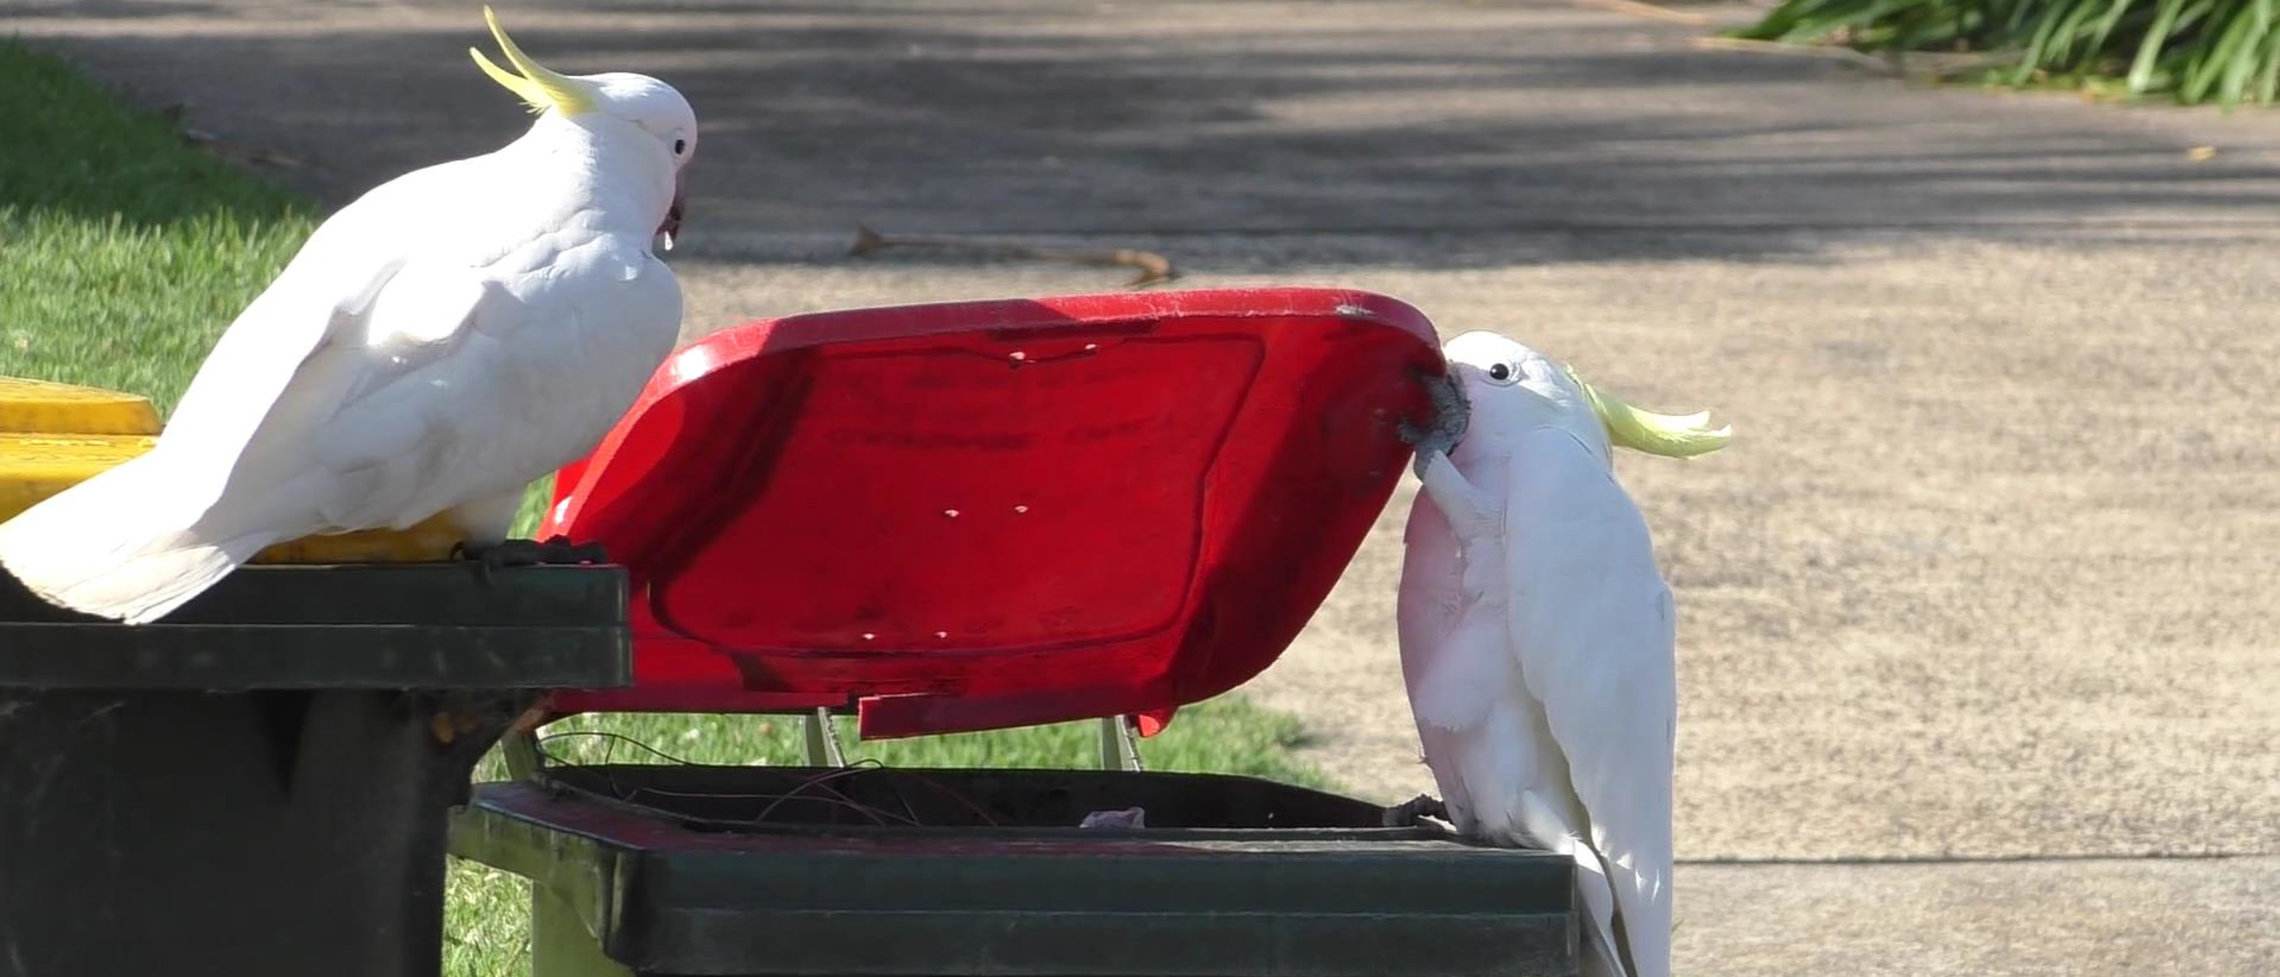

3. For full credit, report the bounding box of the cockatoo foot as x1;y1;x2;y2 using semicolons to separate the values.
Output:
452;535;609;577
1383;793;1450;828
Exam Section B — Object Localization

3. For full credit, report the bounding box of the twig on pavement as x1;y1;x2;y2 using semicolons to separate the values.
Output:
1571;0;1712;26
849;224;1180;288
1690;36;1904;75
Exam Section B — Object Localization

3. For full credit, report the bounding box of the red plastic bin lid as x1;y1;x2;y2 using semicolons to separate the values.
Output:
540;287;1443;738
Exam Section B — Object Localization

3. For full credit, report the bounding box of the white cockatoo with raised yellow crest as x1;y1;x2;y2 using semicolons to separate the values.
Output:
0;7;693;623
1396;331;1730;977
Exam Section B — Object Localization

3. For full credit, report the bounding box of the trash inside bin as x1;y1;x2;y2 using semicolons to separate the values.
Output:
449;288;1580;976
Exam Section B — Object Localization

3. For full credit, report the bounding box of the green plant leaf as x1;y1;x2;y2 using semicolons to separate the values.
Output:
2128;0;2191;93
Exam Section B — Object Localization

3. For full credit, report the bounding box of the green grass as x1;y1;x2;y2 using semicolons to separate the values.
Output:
486;697;1327;783
2;42;1335;977
0;40;317;408
1734;0;2280;105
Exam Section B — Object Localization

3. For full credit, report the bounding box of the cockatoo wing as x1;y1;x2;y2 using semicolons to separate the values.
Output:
1396;484;1469;715
174;136;679;524
297;234;677;534
155;157;507;512
1394;484;1484;827
0;162;489;618
1504;426;1676;977
0;156;679;623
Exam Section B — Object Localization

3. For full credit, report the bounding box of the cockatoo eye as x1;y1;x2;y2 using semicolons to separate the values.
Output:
1486;362;1517;384
672;138;688;156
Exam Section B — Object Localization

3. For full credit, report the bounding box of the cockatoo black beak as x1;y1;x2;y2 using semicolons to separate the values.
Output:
1398;367;1470;473
1424;370;1470;451
657;180;686;253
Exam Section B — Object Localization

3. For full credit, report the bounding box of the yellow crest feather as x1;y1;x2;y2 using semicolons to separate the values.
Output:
1568;368;1732;458
469;48;547;114
472;6;597;116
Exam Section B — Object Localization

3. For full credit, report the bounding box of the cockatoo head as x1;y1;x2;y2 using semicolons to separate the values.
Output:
471;7;697;249
1439;330;1731;467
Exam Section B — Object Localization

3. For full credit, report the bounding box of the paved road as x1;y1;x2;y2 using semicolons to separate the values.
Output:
10;1;2278;972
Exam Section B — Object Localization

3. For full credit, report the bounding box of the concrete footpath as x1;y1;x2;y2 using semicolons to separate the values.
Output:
8;1;2277;972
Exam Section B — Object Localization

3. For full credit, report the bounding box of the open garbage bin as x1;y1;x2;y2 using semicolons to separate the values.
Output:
449;288;1581;976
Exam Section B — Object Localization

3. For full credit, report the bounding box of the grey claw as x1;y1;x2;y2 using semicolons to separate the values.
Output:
539;535;610;565
1384;793;1450;827
455;537;609;577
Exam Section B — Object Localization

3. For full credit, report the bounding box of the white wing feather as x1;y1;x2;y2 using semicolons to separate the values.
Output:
154;158;498;509
0;153;679;623
1394;486;1484;829
1504;426;1676;977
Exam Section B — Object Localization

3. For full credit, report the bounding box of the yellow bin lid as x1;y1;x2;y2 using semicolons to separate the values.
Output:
0;377;163;436
0;376;464;562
